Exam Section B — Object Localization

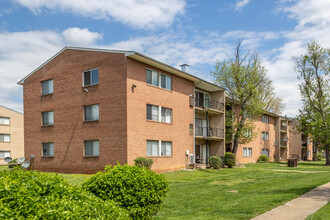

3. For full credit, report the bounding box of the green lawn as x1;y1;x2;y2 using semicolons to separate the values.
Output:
154;161;330;220
307;203;330;220
1;161;329;219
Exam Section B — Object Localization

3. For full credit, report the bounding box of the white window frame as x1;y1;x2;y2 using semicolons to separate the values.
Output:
262;149;269;157
0;151;11;159
243;128;252;138
243;148;252;157
42;111;54;126
195;89;211;108
262;132;269;140
146;68;172;91
146;104;172;123
84;104;99;121
0;117;10;125
262;115;269;123
0;134;10;142
42;142;54;157
147;140;172;157
41;79;53;95
84;140;100;157
83;68;99;87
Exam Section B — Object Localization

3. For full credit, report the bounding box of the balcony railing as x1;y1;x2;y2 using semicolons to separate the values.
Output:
195;126;224;138
280;125;287;131
280;140;288;147
195;97;224;112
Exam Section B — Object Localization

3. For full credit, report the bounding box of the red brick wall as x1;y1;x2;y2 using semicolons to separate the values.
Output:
23;49;128;173
126;58;194;172
236;115;277;163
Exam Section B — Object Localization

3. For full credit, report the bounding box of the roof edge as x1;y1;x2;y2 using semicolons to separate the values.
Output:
0;105;23;115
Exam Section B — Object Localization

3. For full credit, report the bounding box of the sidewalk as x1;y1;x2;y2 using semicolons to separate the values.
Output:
252;182;330;220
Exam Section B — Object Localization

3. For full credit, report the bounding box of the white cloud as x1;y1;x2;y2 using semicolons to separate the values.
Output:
235;0;251;11
62;27;102;46
14;0;186;29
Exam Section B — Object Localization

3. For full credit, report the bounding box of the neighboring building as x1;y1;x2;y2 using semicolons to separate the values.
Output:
225;98;312;163
0;105;24;164
18;47;225;173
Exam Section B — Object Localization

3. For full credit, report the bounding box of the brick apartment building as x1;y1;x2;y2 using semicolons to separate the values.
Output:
225;98;313;163
18;47;225;173
0;105;24;164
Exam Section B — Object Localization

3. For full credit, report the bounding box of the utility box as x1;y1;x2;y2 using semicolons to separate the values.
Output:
288;158;298;167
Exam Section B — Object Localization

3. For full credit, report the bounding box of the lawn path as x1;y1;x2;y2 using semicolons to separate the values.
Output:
251;182;330;220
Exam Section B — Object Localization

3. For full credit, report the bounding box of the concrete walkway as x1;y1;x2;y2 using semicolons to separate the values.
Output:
252;182;330;220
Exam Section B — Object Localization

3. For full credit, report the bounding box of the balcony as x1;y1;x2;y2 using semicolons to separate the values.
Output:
280;140;288;148
194;97;224;114
280;125;287;132
195;126;224;140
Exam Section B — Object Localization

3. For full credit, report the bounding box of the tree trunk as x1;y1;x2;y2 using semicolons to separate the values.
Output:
312;141;317;161
232;137;239;155
326;146;330;166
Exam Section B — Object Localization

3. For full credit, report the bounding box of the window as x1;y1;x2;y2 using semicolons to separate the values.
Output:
41;79;53;95
0;134;10;142
83;68;99;86
161;74;172;90
0;151;10;159
42;143;54;157
42;111;54;126
147;140;172;157
243;128;252;138
274;140;276;146
146;104;172;123
84;104;99;121
262;115;269;123
262;149;269;157
262;132;269;140
308;151;311;158
0;117;10;125
195;90;210;108
146;69;172;90
161;141;172;156
84;140;99;156
243;148;252;157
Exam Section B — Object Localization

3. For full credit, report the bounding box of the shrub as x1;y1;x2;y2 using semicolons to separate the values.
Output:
83;163;168;219
317;153;323;161
258;155;270;163
224;152;236;168
134;157;153;169
0;168;130;219
209;156;222;169
8;158;18;168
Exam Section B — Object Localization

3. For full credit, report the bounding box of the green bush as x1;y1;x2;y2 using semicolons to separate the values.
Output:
8;158;18;168
83;163;168;219
0;168;130;219
209;156;222;169
224;152;236;168
258;155;270;163
134;157;153;169
317;153;323;161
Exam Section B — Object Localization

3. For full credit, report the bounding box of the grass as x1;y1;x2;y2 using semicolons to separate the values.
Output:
154;161;330;220
1;160;329;219
307;203;330;220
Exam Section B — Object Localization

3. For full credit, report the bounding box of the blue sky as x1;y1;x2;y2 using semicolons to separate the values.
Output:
0;0;329;116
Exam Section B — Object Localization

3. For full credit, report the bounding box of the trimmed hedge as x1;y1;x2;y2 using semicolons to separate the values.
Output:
134;157;153;169
83;163;168;219
224;152;236;168
209;156;222;169
258;155;269;163
0;168;130;219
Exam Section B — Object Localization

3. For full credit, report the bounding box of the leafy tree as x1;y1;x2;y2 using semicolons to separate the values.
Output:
295;41;330;165
212;39;279;154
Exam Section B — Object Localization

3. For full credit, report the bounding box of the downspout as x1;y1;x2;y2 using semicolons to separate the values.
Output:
206;110;209;166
